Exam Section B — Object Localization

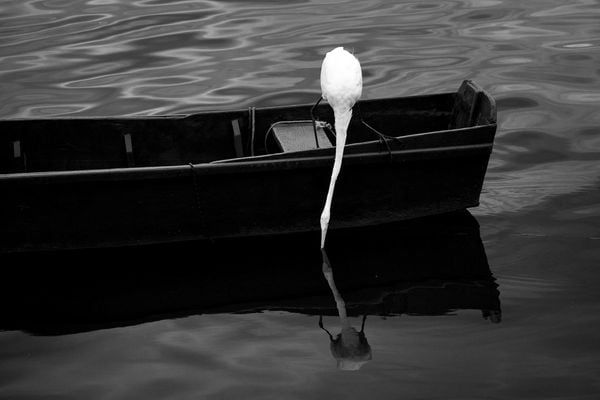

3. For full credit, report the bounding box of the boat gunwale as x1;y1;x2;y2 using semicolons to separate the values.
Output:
0;124;495;183
213;122;496;164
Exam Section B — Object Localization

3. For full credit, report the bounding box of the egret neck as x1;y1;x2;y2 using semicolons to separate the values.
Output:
320;107;352;248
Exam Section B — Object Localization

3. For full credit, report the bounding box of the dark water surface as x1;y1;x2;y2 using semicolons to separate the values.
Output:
1;0;600;398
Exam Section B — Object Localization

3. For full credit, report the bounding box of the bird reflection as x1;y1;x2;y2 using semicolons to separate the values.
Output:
318;249;372;371
483;308;502;323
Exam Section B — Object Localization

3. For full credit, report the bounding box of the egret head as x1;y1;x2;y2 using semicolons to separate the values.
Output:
319;313;372;371
320;46;363;111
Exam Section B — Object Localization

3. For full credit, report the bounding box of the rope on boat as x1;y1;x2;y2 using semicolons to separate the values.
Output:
310;97;393;162
354;103;394;163
311;96;323;149
249;107;256;156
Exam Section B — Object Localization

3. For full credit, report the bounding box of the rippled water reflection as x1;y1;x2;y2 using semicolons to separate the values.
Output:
3;0;596;118
1;0;599;398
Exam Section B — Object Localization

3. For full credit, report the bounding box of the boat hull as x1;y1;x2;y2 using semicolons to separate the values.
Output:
1;137;493;251
0;80;497;252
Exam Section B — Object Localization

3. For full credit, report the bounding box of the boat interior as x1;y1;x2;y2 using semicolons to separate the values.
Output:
0;80;495;174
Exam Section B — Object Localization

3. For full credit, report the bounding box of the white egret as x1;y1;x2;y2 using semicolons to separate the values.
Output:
319;47;362;248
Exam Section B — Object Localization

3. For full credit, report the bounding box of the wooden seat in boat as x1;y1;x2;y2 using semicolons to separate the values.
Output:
271;122;332;152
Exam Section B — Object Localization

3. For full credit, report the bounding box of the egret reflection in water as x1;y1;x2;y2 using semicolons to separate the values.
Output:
318;249;372;371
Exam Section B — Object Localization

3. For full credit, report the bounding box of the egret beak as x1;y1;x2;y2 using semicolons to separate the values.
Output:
320;213;329;249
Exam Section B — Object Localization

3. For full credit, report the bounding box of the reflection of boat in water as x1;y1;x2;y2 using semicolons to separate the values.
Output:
0;210;500;335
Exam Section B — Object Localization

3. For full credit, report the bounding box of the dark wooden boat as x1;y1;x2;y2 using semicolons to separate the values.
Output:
0;80;496;252
0;211;500;335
